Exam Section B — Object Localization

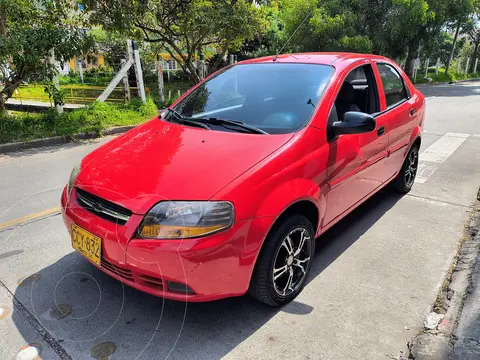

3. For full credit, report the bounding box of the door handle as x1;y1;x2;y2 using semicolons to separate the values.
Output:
410;108;415;116
377;126;385;137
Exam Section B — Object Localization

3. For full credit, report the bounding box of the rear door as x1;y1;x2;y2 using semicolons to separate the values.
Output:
373;62;416;178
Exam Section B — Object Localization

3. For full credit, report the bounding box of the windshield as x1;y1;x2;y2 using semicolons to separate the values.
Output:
170;63;334;134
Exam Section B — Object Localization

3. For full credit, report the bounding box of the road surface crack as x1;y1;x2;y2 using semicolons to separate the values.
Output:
0;279;72;360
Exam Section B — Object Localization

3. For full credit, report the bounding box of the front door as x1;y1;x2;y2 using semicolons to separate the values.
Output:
323;62;388;227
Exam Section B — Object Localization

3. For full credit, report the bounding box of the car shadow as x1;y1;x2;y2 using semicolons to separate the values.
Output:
11;189;402;359
418;81;480;98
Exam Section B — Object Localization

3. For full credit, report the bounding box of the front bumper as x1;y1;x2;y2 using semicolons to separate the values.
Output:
61;186;272;301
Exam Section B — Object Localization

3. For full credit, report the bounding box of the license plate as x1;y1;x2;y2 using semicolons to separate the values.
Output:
71;224;101;266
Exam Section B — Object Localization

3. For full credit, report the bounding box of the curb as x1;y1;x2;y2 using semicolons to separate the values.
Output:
408;188;480;359
0;125;137;154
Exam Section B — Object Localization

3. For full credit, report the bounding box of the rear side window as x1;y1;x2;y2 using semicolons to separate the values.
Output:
377;63;408;108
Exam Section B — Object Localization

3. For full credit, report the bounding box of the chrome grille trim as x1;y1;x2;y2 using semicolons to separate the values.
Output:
77;191;131;222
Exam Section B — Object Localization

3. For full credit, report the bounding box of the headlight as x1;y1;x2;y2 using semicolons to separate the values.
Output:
67;164;81;197
138;201;234;239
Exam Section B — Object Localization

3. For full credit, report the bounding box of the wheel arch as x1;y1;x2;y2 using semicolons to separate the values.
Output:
272;200;320;235
248;197;320;282
413;135;421;150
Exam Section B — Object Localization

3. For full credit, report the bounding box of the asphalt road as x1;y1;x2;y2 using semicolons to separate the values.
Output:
1;82;480;360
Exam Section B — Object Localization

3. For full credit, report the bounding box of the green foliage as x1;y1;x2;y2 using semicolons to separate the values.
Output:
90;28;131;67
44;83;65;106
413;66;480;84
272;0;478;66
58;66;115;86
423;31;456;64
0;0;94;110
278;0;379;53
238;2;284;59
87;0;268;82
0;98;158;144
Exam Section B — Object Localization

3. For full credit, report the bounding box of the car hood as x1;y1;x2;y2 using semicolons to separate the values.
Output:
77;118;293;214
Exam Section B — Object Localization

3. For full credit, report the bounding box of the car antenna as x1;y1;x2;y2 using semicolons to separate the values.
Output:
273;9;314;62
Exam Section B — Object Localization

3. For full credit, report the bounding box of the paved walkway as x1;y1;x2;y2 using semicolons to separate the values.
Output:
6;98;86;111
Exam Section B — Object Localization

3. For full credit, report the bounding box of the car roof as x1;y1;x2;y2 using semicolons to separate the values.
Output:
237;52;392;69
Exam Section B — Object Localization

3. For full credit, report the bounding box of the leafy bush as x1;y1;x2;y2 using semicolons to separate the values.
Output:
0;98;158;144
413;68;479;84
59;66;115;86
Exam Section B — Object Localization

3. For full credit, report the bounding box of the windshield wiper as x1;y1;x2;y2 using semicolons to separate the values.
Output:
192;117;268;134
166;108;211;130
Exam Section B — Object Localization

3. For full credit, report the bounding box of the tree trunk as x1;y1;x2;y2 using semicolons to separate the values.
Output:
404;49;417;79
162;46;201;84
446;21;461;74
0;83;18;113
470;38;479;73
0;5;6;36
0;96;7;114
211;44;229;73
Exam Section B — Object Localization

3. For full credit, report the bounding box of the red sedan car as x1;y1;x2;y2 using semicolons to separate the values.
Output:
61;53;424;306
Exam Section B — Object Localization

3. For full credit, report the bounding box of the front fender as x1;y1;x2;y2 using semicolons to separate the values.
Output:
255;178;326;236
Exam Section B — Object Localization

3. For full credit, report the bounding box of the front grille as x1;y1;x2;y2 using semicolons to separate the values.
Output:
76;188;132;225
101;258;134;282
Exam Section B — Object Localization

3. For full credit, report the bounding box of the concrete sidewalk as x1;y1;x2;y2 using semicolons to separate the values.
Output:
6;98;86;112
451;223;480;360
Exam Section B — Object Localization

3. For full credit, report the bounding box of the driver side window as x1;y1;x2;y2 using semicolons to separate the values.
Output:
327;64;379;141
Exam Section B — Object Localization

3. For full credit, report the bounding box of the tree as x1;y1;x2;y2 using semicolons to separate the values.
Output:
445;0;478;74
276;0;477;79
236;2;284;60
463;13;480;72
423;31;456;65
0;0;93;112
89;0;267;83
279;0;373;54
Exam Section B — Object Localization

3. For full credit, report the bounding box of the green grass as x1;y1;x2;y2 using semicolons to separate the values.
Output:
0;98;158;144
413;68;480;84
15;80;193;106
15;84;134;104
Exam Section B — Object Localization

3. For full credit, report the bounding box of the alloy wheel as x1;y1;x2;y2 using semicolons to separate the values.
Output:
405;148;418;188
272;227;312;297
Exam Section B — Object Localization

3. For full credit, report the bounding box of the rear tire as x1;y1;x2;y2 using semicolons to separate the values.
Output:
249;214;315;306
392;145;419;193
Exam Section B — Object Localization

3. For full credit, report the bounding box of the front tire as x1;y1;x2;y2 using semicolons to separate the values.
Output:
249;214;315;306
392;144;419;193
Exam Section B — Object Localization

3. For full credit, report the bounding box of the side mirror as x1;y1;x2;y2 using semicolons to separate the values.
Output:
332;111;376;136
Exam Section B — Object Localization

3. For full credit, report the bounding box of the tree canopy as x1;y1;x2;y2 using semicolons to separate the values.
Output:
0;0;93;111
88;0;268;82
